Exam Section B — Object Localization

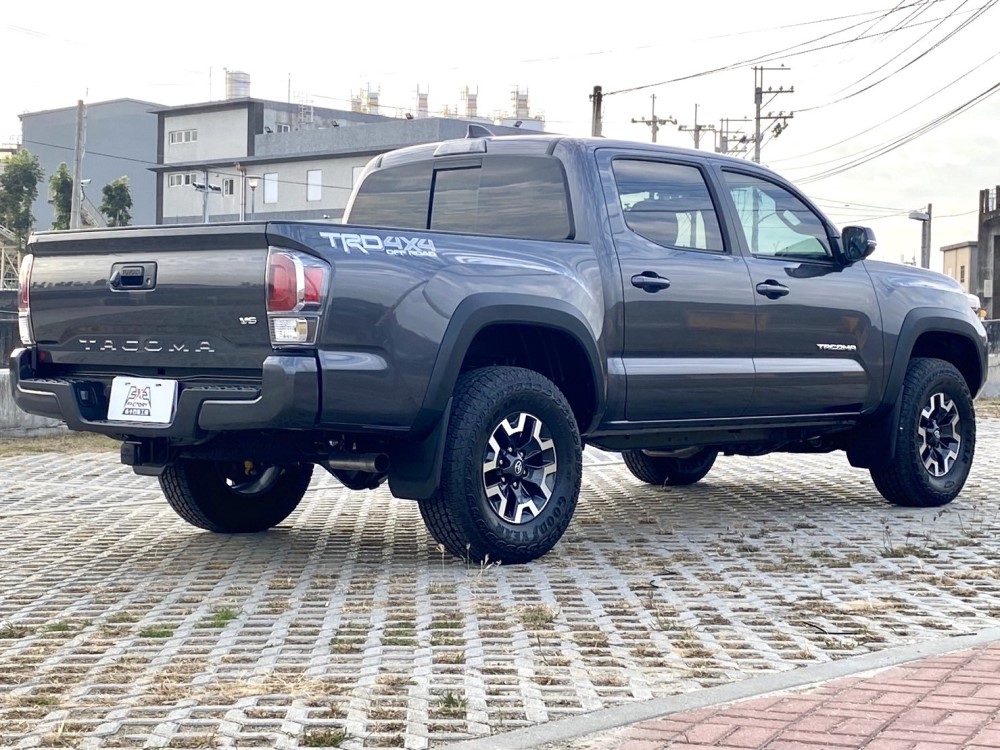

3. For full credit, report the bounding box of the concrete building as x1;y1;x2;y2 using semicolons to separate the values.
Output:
19;99;162;228
153;99;538;224
940;241;976;293
152;97;394;224
975;186;1000;318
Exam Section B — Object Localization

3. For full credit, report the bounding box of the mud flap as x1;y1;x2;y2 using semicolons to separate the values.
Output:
846;399;902;470
387;398;452;500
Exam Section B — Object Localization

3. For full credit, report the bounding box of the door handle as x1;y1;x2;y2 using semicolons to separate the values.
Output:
755;280;789;299
631;272;671;292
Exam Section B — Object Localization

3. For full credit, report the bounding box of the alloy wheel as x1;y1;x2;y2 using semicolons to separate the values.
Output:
917;392;961;477
482;412;558;524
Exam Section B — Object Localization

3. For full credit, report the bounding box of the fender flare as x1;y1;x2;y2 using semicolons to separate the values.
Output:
847;308;986;469
411;293;606;436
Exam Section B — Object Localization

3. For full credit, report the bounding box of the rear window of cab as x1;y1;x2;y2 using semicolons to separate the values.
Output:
347;156;574;241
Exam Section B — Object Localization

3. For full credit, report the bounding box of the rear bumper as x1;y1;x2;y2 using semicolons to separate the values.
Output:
8;348;319;439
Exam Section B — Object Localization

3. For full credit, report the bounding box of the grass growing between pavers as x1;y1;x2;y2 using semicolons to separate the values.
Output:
0;431;116;457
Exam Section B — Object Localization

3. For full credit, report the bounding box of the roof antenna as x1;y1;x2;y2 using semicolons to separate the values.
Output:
466;123;494;138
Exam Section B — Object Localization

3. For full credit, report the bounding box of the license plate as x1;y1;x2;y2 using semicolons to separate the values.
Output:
107;377;178;424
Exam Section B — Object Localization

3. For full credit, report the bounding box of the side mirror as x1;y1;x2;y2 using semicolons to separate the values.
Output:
841;225;877;263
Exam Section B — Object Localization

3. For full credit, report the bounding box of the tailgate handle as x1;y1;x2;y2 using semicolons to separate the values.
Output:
109;262;157;291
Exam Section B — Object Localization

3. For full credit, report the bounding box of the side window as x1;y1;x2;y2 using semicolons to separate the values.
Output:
724;172;831;261
613;159;725;252
430;167;481;232
430;157;573;240
347;163;432;229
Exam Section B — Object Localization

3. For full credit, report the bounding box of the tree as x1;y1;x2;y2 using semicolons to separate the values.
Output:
100;176;132;227
49;162;73;230
0;149;44;249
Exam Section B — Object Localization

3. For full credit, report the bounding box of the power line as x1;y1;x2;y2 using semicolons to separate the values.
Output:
873;0;944;41
793;78;1000;183
843;0;912;46
837;0;970;90
796;0;997;113
772;48;1000;163
810;196;911;211
604;4;971;96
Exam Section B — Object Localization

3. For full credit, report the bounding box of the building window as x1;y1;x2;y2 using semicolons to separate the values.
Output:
307;170;322;202
168;129;198;145
223;178;235;196
960;265;966;283
277;123;290;133
167;172;197;187
263;173;278;204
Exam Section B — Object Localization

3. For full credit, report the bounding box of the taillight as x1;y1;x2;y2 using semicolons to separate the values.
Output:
265;247;330;347
17;254;34;346
267;252;298;313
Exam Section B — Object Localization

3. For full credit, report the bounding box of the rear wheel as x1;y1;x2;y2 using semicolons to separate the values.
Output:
623;448;718;486
869;357;975;508
419;366;582;565
160;458;313;532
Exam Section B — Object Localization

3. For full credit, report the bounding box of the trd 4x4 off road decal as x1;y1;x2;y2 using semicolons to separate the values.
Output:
319;232;438;258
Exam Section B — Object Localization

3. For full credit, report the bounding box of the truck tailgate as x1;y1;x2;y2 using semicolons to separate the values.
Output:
27;224;273;374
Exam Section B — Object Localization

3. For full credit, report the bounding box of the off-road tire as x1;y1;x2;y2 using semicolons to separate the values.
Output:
870;357;975;508
419;366;582;565
160;459;313;532
623;448;718;486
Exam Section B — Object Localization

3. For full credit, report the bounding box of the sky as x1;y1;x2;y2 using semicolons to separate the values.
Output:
3;0;999;273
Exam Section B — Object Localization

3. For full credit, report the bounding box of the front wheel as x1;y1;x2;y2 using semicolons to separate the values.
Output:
623;448;718;486
160;458;314;532
419;366;582;565
869;357;975;508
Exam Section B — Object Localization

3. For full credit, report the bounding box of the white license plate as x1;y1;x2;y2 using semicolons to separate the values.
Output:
107;377;178;424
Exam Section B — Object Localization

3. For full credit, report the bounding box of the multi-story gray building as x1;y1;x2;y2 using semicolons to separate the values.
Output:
975;186;1000;318
19;98;162;228
152;97;537;224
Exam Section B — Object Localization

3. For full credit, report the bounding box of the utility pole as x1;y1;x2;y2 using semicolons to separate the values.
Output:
678;103;716;150
922;203;932;270
753;66;794;163
70;100;86;230
236;163;246;221
716;118;753;156
202;169;210;224
631;94;676;144
590;85;604;137
909;204;932;269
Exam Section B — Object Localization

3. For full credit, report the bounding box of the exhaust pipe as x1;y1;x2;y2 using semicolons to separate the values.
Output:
320;452;390;474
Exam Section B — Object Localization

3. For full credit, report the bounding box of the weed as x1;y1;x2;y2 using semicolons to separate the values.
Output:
139;626;174;639
301;728;348;747
437;691;467;715
434;651;466;665
198;607;238;629
0;431;116;457
375;674;413;688
0;623;29;639
44;621;73;633
881;545;935;559
518;604;559;628
14;694;59;707
107;612;139;624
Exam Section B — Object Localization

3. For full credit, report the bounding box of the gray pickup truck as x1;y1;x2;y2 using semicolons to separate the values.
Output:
10;132;988;563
